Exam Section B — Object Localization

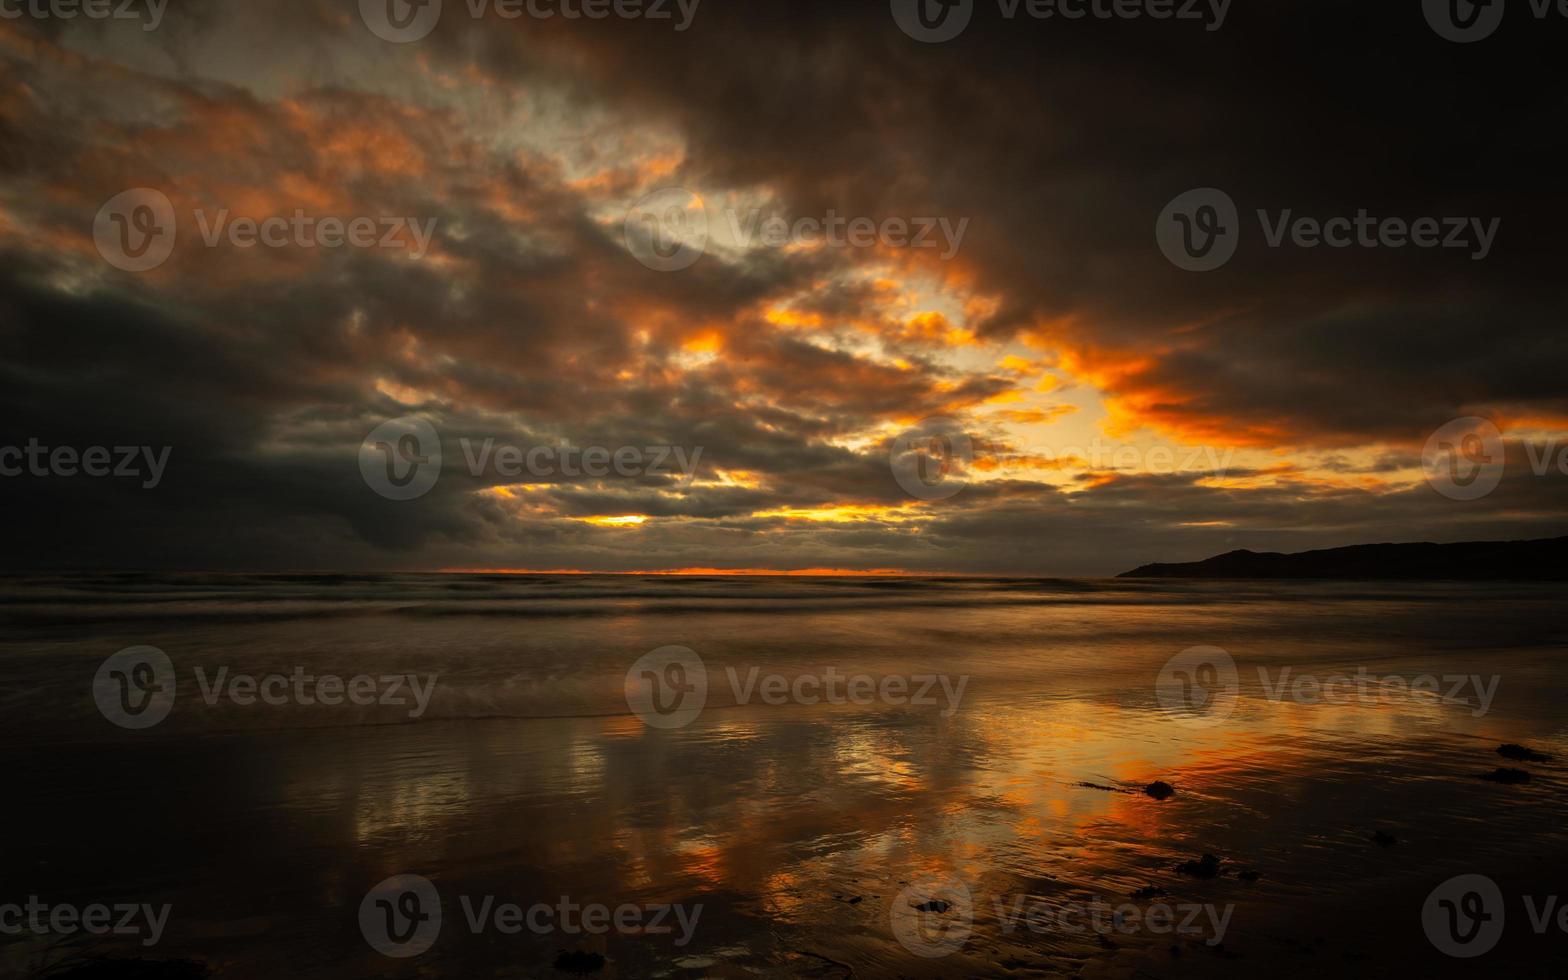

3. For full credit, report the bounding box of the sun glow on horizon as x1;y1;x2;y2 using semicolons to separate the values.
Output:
435;567;940;576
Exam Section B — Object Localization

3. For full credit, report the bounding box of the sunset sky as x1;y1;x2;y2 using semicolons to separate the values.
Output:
2;0;1564;574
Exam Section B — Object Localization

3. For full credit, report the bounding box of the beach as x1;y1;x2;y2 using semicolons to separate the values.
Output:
5;574;1566;977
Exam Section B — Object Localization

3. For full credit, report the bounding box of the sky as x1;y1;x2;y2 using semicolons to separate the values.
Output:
0;0;1564;575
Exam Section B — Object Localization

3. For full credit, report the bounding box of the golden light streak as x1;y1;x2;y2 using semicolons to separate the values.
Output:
748;504;924;523
575;515;649;527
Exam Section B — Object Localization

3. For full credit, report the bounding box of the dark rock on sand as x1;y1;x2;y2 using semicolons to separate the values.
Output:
1237;868;1261;882
1497;743;1550;762
911;899;952;913
554;950;607;974
1131;886;1166;899
1370;830;1397;847
1480;767;1532;784
45;962;208;980
1145;781;1176;800
1175;854;1222;879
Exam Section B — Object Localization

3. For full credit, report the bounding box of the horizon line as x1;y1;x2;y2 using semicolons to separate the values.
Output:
434;567;954;577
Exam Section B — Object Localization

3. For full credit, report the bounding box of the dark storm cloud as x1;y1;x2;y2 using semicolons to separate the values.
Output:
472;0;1568;441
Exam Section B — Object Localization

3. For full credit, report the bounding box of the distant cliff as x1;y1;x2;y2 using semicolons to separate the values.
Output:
1118;536;1568;580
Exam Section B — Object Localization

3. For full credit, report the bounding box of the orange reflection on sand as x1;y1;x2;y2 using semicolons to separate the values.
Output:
955;697;1292;852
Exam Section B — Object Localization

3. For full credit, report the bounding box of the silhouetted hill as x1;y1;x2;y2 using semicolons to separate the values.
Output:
1118;536;1568;581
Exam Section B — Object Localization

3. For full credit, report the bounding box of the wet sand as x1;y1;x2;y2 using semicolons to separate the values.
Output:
5;575;1566;977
